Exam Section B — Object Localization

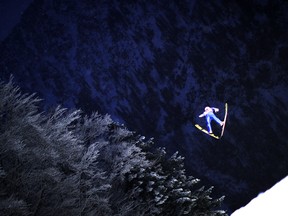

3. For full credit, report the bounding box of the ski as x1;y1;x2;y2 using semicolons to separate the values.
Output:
195;124;220;139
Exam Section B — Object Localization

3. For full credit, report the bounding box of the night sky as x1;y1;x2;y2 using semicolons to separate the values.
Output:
0;0;33;41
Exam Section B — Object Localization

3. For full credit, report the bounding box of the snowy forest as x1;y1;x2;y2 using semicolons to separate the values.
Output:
0;78;227;215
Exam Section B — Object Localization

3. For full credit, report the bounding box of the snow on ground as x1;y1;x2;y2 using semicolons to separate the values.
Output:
231;176;288;216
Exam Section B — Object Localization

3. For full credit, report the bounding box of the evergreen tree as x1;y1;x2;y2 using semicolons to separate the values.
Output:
0;78;111;215
0;78;227;215
126;147;226;216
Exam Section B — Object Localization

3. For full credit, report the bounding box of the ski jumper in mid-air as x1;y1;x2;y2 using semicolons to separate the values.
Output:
199;106;224;134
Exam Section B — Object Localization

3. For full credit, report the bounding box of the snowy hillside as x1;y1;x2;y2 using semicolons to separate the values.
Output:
1;0;288;213
232;176;288;216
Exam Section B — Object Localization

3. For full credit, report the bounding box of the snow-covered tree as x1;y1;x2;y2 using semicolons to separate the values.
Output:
126;147;226;215
0;78;227;215
0;78;111;215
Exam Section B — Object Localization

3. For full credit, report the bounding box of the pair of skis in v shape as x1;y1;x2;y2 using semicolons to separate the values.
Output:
195;103;228;139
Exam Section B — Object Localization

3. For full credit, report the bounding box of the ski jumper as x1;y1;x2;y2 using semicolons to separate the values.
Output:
199;107;222;133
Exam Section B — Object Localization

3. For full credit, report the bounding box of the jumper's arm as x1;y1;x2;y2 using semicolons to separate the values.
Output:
199;113;205;118
211;107;219;112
